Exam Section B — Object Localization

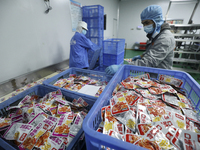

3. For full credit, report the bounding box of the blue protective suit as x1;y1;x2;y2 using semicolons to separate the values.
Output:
69;32;97;68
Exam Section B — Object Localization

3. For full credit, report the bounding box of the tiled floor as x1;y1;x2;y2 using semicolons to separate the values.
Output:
124;49;200;85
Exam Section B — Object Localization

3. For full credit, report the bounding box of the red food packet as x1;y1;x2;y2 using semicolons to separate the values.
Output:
137;123;153;135
53;79;68;87
114;110;136;132
180;130;200;150
125;133;141;144
124;91;140;106
158;74;183;88
34;131;51;148
52;112;74;138
57;104;71;115
44;136;64;150
182;109;200;124
108;130;124;141
135;89;161;100
121;81;138;90
134;137;161;150
144;125;173;149
110;92;130;115
77;97;88;107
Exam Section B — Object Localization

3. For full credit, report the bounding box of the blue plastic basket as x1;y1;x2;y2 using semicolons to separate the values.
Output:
82;65;200;150
82;5;104;18
103;51;124;66
103;38;125;55
0;84;96;150
43;67;113;99
83;17;104;29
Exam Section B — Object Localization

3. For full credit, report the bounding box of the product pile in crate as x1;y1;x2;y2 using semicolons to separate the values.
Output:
53;74;108;97
0;89;89;150
97;73;200;150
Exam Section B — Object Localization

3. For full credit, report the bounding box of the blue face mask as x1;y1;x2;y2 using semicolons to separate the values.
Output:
144;24;154;34
82;29;87;35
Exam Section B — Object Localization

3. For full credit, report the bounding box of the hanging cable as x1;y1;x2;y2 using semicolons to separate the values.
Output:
44;0;52;14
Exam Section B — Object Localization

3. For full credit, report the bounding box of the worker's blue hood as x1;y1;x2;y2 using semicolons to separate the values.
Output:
140;5;164;38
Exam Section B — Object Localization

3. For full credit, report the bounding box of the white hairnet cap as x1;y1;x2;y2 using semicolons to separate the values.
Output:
141;5;164;38
78;21;88;30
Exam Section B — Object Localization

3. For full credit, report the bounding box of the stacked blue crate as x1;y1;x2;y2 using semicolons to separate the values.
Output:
103;38;125;67
82;5;104;68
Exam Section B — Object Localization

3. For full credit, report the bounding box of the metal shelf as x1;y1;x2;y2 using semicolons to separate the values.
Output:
173;58;200;64
174;50;200;54
170;24;200;30
175;39;200;42
173;33;200;37
172;67;200;74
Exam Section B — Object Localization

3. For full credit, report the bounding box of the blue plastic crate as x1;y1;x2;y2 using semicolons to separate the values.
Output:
103;38;125;55
0;85;96;150
83;17;104;28
103;51;124;66
43;67;113;99
88;48;101;70
82;65;200;150
82;5;104;18
86;28;104;38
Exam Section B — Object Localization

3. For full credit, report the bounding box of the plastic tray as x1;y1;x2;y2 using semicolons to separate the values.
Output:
43;67;113;99
82;5;104;18
103;38;125;55
103;51;124;66
82;65;200;150
0;84;96;150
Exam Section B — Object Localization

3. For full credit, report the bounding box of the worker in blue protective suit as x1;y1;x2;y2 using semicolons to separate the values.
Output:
105;5;175;75
69;21;99;69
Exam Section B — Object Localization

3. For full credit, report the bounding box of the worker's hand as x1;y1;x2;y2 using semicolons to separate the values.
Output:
132;55;141;61
105;65;121;75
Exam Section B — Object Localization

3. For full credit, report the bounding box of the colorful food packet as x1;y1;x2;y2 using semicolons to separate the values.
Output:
162;93;180;107
182;109;200;124
134;137;161;150
0;117;12;131
69;112;85;137
28;113;46;127
3;123;33;142
108;130;124;141
77;97;89;107
186;118;194;132
19;118;54;150
34;131;51;148
135;78;158;88
180;129;200;150
57;104;71;115
157;84;177;94
114;110;136;132
103;106;117;135
144;125;173;149
135;89;161;100
158;74;183;88
171;112;186;130
121;81;138;90
147;105;166;120
124;91;140;106
41;136;64;150
137;123;153;135
52;112;74;138
193;122;200;133
125;133;141;144
53;79;68;87
134;73;151;79
110;92;130;115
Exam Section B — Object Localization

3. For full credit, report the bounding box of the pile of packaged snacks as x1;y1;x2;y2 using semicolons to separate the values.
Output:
97;73;200;150
0;89;89;150
53;74;108;97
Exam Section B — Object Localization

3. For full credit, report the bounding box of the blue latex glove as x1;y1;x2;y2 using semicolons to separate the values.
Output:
132;55;141;61
105;65;121;75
